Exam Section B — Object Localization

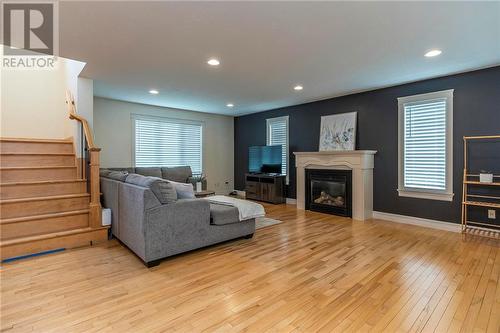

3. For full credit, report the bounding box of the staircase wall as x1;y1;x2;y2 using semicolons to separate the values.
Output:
1;56;87;150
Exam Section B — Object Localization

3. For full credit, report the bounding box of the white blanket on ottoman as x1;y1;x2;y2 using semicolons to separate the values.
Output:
203;195;265;221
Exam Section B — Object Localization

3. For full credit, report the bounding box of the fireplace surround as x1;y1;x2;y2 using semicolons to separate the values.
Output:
294;150;376;221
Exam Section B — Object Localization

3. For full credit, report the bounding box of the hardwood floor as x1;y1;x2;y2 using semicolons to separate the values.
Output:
1;204;499;332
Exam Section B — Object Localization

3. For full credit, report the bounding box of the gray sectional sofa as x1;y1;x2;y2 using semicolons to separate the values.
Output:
100;166;255;267
105;166;207;190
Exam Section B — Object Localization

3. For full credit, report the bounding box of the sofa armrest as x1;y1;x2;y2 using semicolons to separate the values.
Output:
117;182;161;261
143;199;211;261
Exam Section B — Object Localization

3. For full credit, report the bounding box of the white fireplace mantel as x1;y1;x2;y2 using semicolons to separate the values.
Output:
294;150;377;221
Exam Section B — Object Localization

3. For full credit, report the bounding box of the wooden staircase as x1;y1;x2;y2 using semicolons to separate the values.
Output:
1;98;109;260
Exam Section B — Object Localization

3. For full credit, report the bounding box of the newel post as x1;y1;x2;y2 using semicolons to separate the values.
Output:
88;147;102;229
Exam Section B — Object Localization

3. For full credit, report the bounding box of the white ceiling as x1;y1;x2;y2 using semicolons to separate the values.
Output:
60;1;500;116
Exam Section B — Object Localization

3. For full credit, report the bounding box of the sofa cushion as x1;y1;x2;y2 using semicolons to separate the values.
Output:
169;181;196;199
161;166;192;183
108;167;136;173
100;169;112;177
106;171;129;181
209;203;240;225
135;167;162;178
125;173;177;204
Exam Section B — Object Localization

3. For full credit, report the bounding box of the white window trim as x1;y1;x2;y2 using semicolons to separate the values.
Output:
266;115;289;184
397;89;454;201
131;114;205;174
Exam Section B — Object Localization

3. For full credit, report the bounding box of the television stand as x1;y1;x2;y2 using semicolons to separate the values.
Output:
245;173;286;204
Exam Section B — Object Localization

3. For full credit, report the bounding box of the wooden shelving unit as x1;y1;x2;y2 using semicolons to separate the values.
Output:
464;200;500;209
464;180;500;186
461;135;500;235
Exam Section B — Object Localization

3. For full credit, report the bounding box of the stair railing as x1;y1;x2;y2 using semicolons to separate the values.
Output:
65;91;102;229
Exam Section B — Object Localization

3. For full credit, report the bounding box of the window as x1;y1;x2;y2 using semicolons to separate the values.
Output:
398;89;454;201
266;116;289;183
132;115;203;175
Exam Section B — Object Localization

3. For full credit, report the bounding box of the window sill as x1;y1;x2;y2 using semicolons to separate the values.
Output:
397;189;454;202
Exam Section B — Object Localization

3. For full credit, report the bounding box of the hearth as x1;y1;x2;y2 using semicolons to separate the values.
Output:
305;169;352;217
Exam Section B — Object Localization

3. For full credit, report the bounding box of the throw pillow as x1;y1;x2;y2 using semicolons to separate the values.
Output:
125;174;177;204
148;177;178;204
169;181;196;199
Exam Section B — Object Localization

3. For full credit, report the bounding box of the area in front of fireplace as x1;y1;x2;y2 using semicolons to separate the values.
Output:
305;169;352;217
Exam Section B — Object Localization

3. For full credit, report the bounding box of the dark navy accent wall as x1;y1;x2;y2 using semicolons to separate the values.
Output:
234;66;500;223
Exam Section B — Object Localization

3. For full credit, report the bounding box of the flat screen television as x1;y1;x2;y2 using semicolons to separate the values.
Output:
248;145;282;174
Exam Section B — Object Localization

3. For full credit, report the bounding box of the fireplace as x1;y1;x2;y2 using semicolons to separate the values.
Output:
294;151;376;220
305;169;352;217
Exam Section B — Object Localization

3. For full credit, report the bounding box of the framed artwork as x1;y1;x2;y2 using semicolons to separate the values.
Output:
319;112;357;151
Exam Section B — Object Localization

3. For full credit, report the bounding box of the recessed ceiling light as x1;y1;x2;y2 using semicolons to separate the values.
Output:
425;49;442;57
207;58;220;66
149;89;159;95
294;85;303;91
226;103;234;108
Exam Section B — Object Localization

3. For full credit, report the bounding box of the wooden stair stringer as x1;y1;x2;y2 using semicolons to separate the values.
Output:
0;227;109;260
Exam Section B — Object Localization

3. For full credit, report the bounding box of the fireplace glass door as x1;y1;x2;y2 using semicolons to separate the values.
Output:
310;180;346;208
305;169;352;217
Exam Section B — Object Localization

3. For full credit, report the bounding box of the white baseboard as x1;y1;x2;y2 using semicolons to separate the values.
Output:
372;211;461;233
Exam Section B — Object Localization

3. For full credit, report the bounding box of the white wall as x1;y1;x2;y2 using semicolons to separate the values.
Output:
77;77;94;130
73;77;94;156
1;56;86;140
94;97;235;194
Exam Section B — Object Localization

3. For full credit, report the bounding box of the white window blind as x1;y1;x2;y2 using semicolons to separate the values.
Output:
404;99;447;190
133;115;203;175
398;90;453;201
266;116;289;180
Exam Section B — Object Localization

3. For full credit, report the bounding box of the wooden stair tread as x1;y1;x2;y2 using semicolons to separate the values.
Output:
1;193;90;204
1;179;86;186
0;166;76;170
0;152;75;156
0;138;73;144
1;209;90;224
0;227;108;246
